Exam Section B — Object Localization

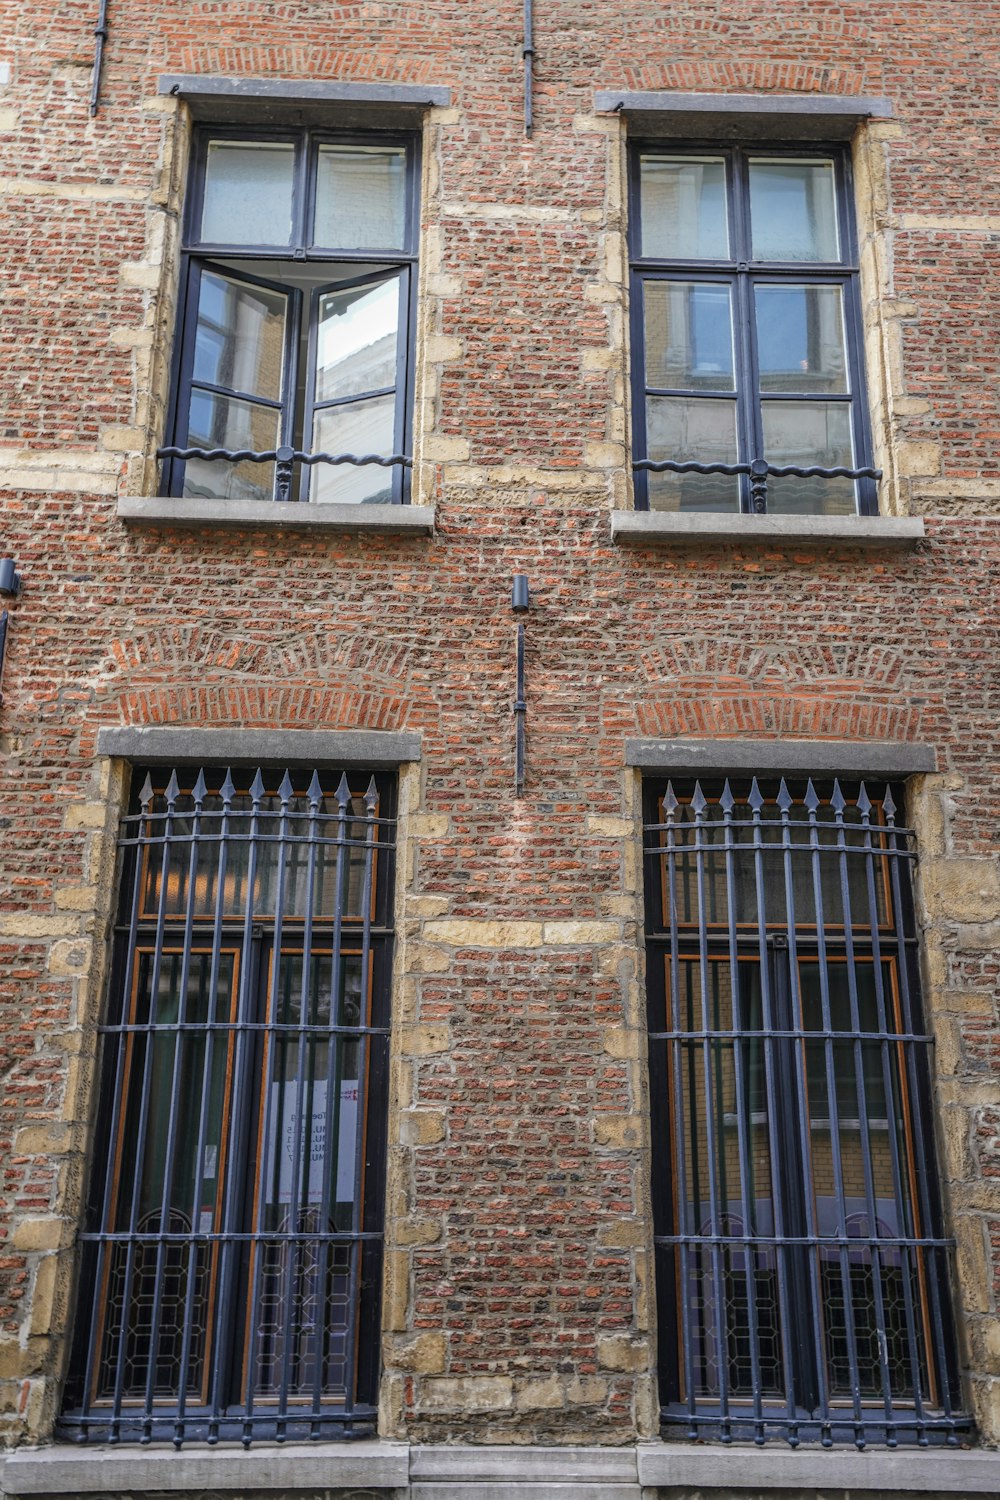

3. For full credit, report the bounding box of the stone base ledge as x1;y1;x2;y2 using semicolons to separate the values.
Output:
410;1444;638;1483
0;1439;409;1494
118;497;436;534
611;511;925;548
636;1439;1000;1493
3;1440;997;1497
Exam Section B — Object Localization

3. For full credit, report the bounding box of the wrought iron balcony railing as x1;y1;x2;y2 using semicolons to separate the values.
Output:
157;446;413;504
633;458;882;514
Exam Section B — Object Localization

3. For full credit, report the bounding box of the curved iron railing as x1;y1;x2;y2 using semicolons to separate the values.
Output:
633;457;882;513
157;445;413;504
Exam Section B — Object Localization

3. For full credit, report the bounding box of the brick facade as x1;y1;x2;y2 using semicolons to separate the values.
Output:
1;1;1000;1495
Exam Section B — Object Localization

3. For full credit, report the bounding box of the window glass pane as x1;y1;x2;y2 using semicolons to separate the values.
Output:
315;275;399;403
762;400;856;514
183;390;278;503
201;141;295;246
311;394;396;505
193;270;287;401
749;159;840;262
639;155;729;259
645;395;739;512
644;282;735;390
314;145;407;251
755;284;848;394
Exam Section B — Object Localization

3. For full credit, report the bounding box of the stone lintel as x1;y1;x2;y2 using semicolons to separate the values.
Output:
118;497;435;535
96;727;422;767
611;511;925;547
593;89;893;140
636;1441;1000;1492
156;74;450;126
625;738;937;778
0;1440;409;1493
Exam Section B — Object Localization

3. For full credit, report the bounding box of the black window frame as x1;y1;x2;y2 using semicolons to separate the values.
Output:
628;142;879;516
161;125;420;506
59;763;397;1446
642;775;969;1448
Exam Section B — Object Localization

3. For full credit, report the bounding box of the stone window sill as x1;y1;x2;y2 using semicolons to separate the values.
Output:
636;1440;1000;1493
611;511;925;548
117;497;435;535
0;1440;409;1494
3;1439;998;1496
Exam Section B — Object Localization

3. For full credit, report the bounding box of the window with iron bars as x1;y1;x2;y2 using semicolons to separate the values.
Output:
59;765;395;1445
642;777;969;1447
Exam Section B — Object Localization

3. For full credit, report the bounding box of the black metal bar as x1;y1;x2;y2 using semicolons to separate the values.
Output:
314;775;350;1427
804;779;864;1445
156;445;412;467
0;610;9;704
690;788;731;1435
514;621;526;795
89;0;109;116
662;787;697;1436
719;783;766;1443
523;0;534;136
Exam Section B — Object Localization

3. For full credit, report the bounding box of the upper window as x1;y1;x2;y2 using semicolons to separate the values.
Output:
59;765;396;1444
629;146;878;516
643;777;968;1446
161;129;419;506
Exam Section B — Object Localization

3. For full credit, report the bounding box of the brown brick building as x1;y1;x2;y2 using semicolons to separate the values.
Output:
1;2;1000;1497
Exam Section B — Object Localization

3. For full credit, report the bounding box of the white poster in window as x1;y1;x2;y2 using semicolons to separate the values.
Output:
265;1080;359;1206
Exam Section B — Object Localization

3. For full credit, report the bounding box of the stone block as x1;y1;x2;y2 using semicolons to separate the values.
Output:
419;1375;513;1412
400;1110;446;1146
597;1335;650;1373
593;1114;646;1149
390;1331;447;1374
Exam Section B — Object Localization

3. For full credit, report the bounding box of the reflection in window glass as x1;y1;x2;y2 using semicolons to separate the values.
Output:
749;159;840;262
314;146;407;251
640;156;729;259
202;142;295;247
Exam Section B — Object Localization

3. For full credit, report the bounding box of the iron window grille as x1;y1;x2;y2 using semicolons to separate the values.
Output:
643;777;969;1447
59;765;396;1446
159;127;419;506
628;144;879;516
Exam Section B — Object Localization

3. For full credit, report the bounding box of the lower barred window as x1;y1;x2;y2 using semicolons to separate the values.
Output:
60;765;395;1445
642;777;969;1447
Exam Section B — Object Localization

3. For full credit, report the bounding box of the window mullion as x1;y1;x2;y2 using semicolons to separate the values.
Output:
777;782;830;1429
210;773;267;1439
831;780;897;1429
748;783;803;1439
804;781;867;1440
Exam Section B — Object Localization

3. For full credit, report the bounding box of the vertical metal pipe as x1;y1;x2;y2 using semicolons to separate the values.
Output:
514;621;526;794
89;0;109;117
523;0;534;136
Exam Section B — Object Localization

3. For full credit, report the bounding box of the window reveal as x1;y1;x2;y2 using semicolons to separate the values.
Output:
59;766;395;1445
628;146;878;516
643;777;968;1446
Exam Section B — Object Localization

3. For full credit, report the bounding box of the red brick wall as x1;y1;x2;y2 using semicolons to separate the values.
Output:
1;0;999;1448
